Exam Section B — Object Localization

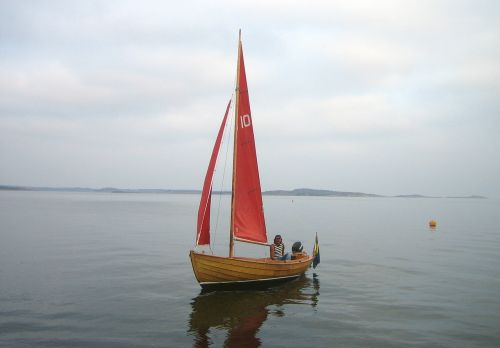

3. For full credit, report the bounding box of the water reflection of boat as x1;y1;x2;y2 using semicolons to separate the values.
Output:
188;275;320;347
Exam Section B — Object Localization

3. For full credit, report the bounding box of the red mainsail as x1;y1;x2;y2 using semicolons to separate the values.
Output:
231;38;268;244
196;100;231;245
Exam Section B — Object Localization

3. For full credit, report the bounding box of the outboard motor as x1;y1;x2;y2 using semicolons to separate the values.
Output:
292;241;303;253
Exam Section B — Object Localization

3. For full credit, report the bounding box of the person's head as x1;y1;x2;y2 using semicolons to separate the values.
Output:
292;241;303;253
274;234;282;245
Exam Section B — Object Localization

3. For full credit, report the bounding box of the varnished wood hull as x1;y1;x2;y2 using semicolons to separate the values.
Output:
189;250;314;289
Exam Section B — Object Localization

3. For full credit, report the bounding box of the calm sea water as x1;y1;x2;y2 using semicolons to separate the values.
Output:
0;191;499;347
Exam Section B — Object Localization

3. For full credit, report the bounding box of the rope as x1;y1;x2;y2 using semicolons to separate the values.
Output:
213;95;234;251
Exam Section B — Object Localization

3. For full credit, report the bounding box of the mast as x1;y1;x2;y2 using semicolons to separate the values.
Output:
229;29;242;258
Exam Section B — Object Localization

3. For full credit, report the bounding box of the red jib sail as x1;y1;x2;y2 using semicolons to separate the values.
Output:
196;100;231;245
232;38;268;244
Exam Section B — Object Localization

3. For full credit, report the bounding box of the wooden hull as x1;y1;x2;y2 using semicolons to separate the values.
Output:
189;250;314;289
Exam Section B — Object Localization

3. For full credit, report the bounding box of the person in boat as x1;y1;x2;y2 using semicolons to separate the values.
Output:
291;241;305;260
270;235;291;260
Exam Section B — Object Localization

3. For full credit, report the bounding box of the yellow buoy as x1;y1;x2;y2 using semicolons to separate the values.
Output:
429;220;437;228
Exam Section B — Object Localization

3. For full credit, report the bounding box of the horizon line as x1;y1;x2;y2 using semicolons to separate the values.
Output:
0;184;487;199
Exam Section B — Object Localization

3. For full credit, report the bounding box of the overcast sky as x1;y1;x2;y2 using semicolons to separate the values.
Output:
1;0;499;197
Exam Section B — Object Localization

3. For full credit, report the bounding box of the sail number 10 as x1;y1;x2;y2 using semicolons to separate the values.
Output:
240;114;252;128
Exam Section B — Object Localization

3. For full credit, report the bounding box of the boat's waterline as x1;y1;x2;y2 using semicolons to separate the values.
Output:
200;274;302;285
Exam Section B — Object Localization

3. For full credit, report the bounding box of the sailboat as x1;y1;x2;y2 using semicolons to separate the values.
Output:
189;31;316;289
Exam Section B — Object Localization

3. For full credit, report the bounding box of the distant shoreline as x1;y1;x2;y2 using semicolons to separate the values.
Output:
0;185;486;199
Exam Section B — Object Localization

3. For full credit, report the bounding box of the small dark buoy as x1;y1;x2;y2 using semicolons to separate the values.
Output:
429;220;437;228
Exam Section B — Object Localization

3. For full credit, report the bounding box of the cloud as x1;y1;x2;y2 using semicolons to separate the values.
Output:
0;0;499;196
256;94;413;142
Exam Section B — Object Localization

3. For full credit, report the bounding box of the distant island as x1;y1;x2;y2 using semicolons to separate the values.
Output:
0;185;198;194
263;188;382;197
0;185;486;199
